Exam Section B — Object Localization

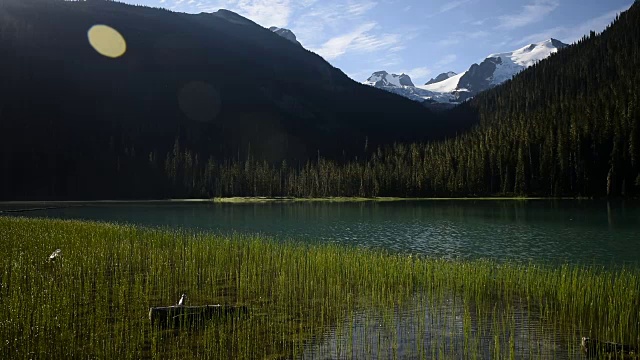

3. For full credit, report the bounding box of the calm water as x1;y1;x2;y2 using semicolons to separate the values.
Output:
3;200;635;359
2;200;639;265
303;294;586;359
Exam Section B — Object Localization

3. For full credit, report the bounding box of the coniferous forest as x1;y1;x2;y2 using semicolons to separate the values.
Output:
0;0;639;200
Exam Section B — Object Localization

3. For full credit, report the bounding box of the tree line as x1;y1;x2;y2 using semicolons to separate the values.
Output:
155;2;640;199
1;1;638;199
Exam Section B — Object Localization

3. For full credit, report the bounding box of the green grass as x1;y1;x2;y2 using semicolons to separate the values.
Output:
0;216;638;359
211;196;568;203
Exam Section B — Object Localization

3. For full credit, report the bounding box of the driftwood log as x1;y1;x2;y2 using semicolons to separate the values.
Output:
149;305;248;327
581;337;638;357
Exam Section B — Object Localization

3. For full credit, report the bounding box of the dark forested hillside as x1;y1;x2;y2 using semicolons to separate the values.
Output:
141;1;638;199
0;0;470;200
1;0;638;200
431;0;640;197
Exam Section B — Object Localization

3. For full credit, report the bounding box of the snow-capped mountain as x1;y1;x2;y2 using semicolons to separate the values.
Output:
419;72;465;93
269;26;302;46
366;39;568;105
451;38;568;101
425;72;457;85
364;71;456;104
365;71;415;87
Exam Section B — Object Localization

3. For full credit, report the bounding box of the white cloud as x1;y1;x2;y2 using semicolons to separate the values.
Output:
296;0;405;61
164;0;409;63
347;1;377;16
424;0;472;18
297;0;319;6
513;4;630;46
496;0;559;30
187;0;292;27
311;23;403;61
312;23;377;60
351;32;402;52
292;1;378;45
234;0;291;27
439;0;472;14
388;45;406;52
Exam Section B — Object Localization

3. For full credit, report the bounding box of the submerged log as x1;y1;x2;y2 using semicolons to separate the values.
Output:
149;305;248;327
581;337;638;356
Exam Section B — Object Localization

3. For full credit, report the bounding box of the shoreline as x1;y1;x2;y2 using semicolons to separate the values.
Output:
0;196;595;206
212;196;558;203
2;216;638;359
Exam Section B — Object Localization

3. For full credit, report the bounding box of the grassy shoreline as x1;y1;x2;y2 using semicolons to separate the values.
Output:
211;196;591;203
1;217;638;358
0;196;594;207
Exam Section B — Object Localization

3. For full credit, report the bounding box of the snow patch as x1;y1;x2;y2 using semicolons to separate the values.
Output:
487;39;564;85
362;38;566;105
365;71;413;87
419;72;465;93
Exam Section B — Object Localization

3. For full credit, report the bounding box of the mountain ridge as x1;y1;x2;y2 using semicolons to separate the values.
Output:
425;72;457;85
269;26;302;46
0;0;472;200
365;38;568;104
365;71;415;87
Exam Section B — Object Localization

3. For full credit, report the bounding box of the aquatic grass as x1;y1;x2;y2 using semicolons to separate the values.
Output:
211;197;557;203
0;216;639;359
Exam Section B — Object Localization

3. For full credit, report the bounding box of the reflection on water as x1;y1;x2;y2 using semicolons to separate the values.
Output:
2;200;640;265
303;293;586;359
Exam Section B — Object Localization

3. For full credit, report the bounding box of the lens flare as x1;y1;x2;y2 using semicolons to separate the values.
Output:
87;25;126;58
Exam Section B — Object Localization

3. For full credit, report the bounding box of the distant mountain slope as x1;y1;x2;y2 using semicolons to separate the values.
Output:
425;72;457;85
364;71;458;105
419;3;640;197
366;39;567;104
213;2;639;199
453;39;567;101
418;72;466;96
269;26;301;46
0;0;470;200
365;71;415;87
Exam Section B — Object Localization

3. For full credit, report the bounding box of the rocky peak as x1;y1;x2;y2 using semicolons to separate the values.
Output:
269;26;302;46
366;71;414;87
425;71;457;85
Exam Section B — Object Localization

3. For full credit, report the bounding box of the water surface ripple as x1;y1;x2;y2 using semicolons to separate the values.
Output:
3;200;639;265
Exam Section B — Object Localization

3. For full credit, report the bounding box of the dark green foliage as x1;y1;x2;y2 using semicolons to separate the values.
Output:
160;1;640;199
0;0;468;200
1;0;638;199
445;2;640;197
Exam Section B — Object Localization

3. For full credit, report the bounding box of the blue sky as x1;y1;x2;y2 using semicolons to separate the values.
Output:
119;0;633;84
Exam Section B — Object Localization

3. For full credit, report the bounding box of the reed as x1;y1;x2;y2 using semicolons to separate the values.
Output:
0;216;638;359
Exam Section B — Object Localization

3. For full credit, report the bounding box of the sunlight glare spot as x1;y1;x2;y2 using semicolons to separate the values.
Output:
87;25;127;58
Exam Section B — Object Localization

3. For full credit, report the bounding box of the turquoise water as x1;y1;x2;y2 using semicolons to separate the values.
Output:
2;200;639;265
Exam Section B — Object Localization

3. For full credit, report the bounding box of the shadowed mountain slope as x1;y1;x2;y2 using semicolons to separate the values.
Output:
0;0;474;199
